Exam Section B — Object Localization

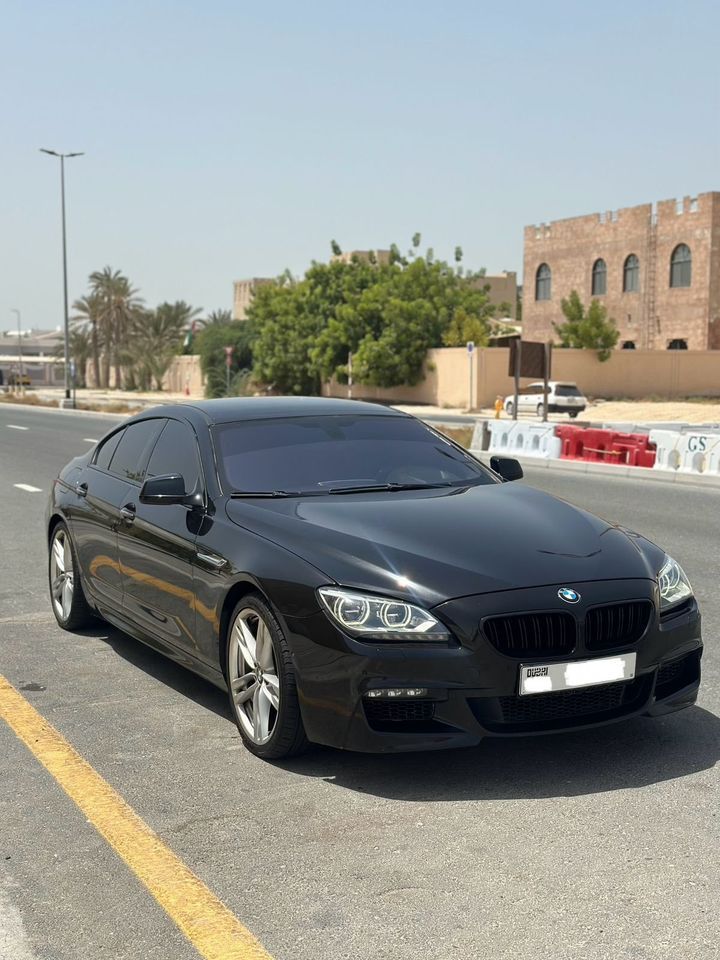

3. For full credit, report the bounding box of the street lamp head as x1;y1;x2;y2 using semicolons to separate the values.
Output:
40;149;85;158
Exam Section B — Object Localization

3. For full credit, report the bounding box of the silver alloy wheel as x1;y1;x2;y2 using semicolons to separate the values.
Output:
228;607;281;744
50;528;74;621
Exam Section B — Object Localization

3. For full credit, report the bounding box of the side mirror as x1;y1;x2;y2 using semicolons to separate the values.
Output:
490;456;524;482
139;474;187;504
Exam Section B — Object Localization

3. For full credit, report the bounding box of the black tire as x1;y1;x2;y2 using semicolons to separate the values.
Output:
569;411;579;419
225;593;309;760
536;403;545;418
48;522;94;631
505;401;515;417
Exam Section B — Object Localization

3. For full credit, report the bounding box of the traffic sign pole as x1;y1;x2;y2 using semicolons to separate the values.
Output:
466;341;474;411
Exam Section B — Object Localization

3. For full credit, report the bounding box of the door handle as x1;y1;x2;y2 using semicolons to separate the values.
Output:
120;503;137;524
75;482;88;498
196;551;227;569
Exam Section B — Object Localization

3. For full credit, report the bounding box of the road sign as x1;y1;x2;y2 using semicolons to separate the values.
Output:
466;341;475;354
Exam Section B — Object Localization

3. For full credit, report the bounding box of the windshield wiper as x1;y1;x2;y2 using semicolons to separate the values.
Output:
229;489;318;498
327;481;454;494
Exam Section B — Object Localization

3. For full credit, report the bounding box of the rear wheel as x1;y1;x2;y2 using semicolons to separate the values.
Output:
226;595;308;759
569;411;579;419
49;523;94;630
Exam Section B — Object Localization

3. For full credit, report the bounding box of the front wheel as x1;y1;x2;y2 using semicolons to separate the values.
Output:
569;411;579;419
536;403;546;418
49;522;94;630
505;401;516;417
226;595;308;759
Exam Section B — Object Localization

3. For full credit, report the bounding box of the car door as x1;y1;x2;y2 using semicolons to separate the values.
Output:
68;427;133;617
116;417;204;659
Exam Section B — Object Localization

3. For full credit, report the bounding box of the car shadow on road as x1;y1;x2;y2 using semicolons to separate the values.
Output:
79;623;233;721
279;707;720;801
84;624;720;802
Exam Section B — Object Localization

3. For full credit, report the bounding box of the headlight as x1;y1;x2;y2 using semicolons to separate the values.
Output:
658;555;693;610
318;587;449;642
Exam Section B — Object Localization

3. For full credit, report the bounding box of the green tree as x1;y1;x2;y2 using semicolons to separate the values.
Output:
195;320;257;398
248;237;501;393
554;290;620;361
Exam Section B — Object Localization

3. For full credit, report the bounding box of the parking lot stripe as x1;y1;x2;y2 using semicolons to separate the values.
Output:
0;674;274;960
13;483;42;493
6;424;29;430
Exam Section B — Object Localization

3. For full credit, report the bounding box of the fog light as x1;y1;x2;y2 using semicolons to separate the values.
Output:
365;687;428;699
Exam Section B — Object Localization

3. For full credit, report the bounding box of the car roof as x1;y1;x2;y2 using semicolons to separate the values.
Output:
132;396;409;426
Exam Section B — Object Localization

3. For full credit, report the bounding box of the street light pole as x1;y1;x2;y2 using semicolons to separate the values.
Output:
40;148;84;407
10;309;22;395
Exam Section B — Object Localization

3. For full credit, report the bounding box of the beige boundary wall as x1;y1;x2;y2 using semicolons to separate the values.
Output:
323;347;720;407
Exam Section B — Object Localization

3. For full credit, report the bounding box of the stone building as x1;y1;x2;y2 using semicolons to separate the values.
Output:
232;278;273;321
522;192;720;350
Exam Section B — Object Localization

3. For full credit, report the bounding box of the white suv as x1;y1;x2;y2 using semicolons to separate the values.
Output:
504;381;587;419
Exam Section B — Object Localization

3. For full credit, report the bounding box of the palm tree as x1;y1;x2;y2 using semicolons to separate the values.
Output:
71;292;103;387
127;304;188;390
89;267;144;388
202;308;233;326
54;327;93;389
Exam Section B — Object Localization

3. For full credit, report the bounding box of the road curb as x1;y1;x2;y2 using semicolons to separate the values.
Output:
484;451;720;489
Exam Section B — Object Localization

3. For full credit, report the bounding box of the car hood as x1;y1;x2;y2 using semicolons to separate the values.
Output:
225;482;663;607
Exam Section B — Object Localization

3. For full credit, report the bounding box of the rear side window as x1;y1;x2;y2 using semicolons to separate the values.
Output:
146;419;202;493
94;430;124;471
108;420;164;483
554;385;582;397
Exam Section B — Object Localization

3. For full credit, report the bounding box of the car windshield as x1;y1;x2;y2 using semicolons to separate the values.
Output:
554;385;583;397
215;414;494;495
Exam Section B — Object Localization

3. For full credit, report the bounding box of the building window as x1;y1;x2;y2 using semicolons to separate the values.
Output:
670;244;692;288
667;339;688;350
622;341;636;350
623;254;640;293
535;263;551;301
591;259;607;296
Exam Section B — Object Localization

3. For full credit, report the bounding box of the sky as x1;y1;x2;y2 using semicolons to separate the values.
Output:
2;0;719;331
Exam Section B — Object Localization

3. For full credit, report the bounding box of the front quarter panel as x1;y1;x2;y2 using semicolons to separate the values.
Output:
191;509;332;668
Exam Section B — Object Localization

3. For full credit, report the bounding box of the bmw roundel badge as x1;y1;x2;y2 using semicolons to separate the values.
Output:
558;587;581;604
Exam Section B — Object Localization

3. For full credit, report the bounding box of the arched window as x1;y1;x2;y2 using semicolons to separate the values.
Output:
667;339;688;350
623;254;640;292
591;259;607;296
535;263;551;301
621;341;636;350
670;244;692;288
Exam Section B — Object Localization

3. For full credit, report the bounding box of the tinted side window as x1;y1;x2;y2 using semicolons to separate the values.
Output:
109;420;164;483
146;419;201;493
94;430;124;471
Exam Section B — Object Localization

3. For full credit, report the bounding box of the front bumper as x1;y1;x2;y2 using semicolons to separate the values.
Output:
286;579;702;753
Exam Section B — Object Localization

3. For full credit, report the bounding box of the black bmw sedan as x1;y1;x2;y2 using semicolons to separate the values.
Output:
46;397;702;758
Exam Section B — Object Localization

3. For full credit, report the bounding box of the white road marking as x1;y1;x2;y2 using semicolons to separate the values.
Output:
13;484;42;493
6;425;28;431
83;438;99;443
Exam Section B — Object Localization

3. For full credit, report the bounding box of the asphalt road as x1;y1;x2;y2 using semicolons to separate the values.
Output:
0;402;718;960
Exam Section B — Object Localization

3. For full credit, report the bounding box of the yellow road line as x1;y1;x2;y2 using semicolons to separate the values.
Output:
0;674;273;960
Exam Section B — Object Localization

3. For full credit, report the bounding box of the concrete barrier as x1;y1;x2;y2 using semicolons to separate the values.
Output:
650;429;720;475
485;420;562;459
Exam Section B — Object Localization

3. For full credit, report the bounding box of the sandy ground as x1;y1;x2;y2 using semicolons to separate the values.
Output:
395;400;720;425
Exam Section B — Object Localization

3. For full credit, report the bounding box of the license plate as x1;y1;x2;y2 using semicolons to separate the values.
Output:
519;653;636;695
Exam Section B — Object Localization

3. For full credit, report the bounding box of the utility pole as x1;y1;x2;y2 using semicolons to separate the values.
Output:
40;149;84;408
